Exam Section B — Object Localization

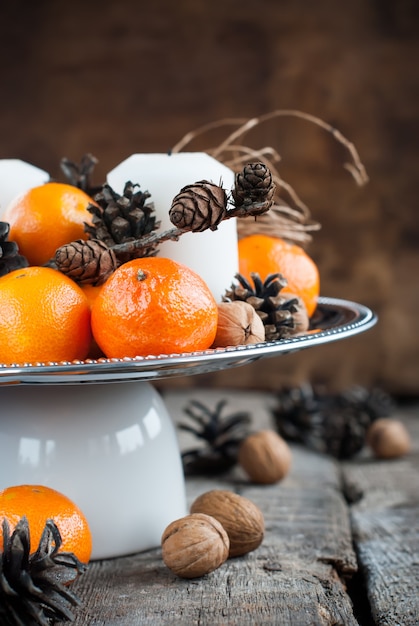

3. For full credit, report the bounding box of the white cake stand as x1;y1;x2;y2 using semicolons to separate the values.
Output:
0;297;376;560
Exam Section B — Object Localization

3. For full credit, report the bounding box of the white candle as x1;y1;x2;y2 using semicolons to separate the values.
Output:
107;153;239;302
0;159;49;217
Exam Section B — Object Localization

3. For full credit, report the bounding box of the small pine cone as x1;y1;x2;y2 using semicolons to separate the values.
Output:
55;239;118;285
232;162;275;216
169;180;228;232
0;221;28;276
321;406;372;459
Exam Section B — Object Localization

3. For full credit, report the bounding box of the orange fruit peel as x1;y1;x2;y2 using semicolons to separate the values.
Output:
0;484;92;563
0;266;92;365
238;234;320;316
92;257;218;358
3;182;95;266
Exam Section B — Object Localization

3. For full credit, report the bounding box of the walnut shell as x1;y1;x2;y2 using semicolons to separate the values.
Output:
211;301;265;348
238;430;292;484
366;418;411;459
161;513;229;578
190;489;264;558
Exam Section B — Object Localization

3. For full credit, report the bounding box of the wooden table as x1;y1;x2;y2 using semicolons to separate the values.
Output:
71;390;419;625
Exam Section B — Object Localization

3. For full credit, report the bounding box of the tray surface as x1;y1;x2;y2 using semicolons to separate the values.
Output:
0;297;377;385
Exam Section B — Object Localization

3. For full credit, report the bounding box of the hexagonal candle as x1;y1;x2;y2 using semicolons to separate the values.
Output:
0;159;49;217
107;153;239;301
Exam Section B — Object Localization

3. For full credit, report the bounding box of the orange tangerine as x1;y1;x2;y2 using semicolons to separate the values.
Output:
91;257;218;358
238;234;320;316
0;266;91;364
0;484;92;563
3;182;95;266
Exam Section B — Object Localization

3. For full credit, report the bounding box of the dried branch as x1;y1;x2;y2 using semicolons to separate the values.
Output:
171;110;368;245
172;110;368;187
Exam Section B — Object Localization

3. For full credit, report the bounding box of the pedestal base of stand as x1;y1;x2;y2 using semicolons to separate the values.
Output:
0;381;187;560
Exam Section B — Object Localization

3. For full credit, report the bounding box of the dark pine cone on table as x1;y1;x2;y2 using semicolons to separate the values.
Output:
178;399;251;475
272;383;396;459
0;517;86;625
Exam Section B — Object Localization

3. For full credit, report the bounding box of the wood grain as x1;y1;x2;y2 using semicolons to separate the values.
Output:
342;408;419;625
71;448;358;624
55;391;419;624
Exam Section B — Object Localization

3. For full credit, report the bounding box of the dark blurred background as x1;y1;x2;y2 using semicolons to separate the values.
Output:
1;0;418;396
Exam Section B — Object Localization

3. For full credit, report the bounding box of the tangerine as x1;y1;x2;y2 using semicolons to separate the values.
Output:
3;182;94;266
91;257;218;358
81;283;103;307
80;283;105;359
0;266;92;365
238;234;320;316
0;484;92;563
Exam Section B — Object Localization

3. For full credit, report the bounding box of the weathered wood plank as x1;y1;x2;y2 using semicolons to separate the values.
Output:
173;388;358;576
72;551;356;626
70;390;359;625
342;409;419;625
72;472;358;624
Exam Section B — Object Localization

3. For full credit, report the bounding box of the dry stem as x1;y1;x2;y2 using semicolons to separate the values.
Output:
111;226;184;259
172;109;368;186
171;110;368;245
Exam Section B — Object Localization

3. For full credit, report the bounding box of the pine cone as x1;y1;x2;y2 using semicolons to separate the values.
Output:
169;180;228;232
85;182;159;259
60;153;102;196
0;222;28;276
232;162;275;217
178;399;251;475
0;517;86;625
272;384;387;459
55;239;118;285
223;272;309;341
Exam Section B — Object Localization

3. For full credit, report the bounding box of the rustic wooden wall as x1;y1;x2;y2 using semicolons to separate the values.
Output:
1;0;418;395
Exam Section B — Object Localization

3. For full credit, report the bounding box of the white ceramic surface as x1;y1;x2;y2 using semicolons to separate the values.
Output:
0;159;49;217
107;153;239;302
0;381;187;560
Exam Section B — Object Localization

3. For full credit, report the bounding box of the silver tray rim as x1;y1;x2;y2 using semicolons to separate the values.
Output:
0;297;377;385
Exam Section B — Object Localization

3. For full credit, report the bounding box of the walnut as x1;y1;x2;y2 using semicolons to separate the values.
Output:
190;490;264;557
211;301;265;348
366;418;411;459
161;513;229;578
238;429;292;484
